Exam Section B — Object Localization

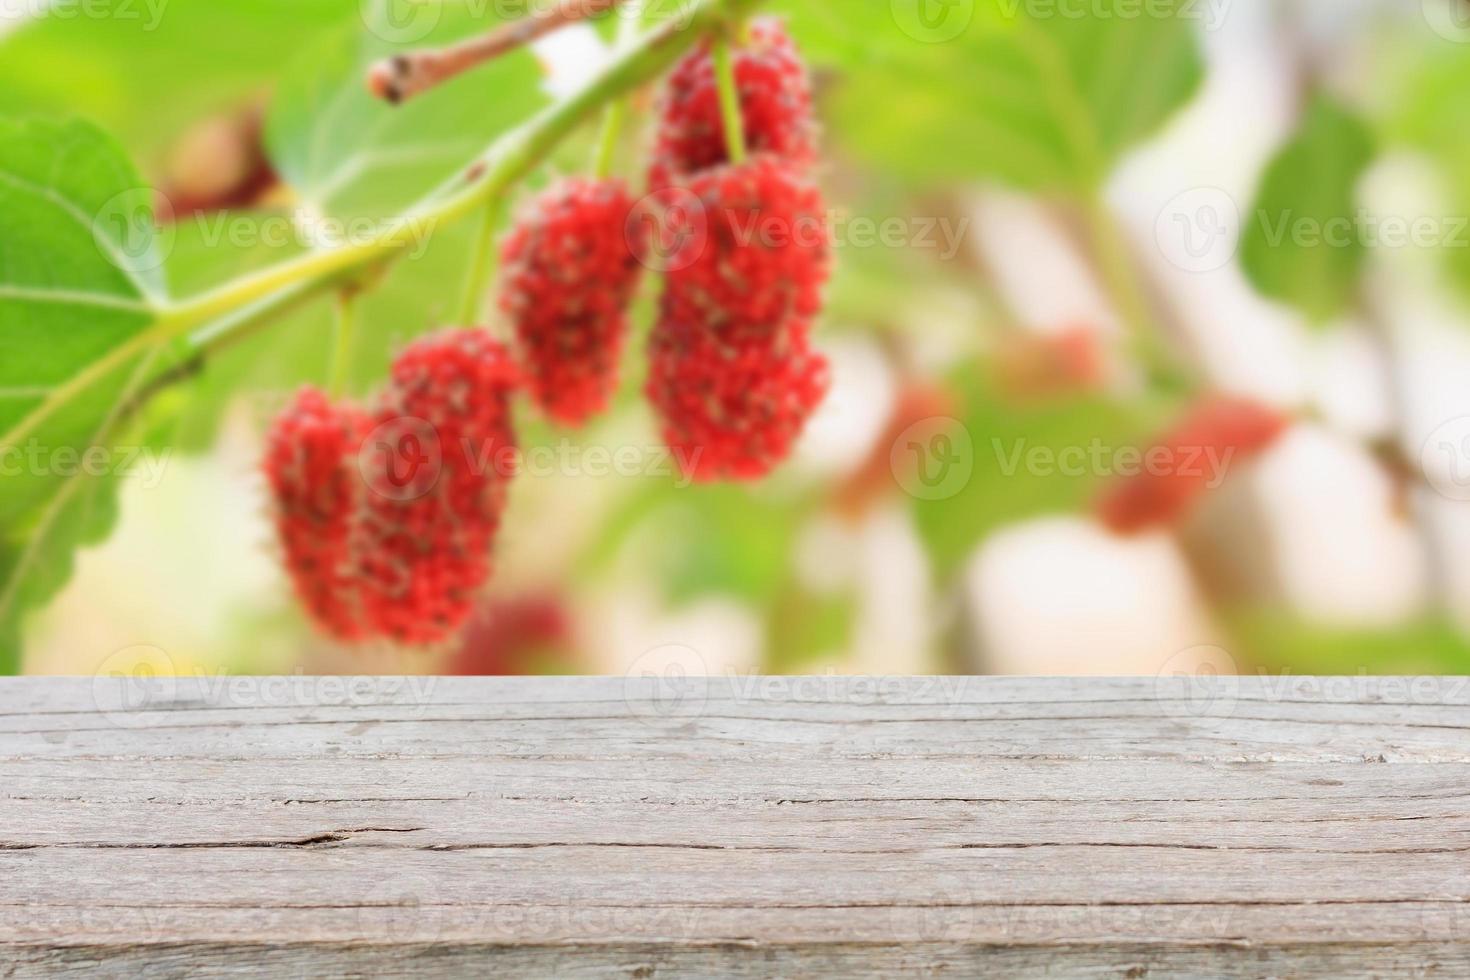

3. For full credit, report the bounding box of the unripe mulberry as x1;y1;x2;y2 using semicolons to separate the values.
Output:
356;329;521;645
659;155;830;345
995;325;1110;401
647;318;829;482
1098;395;1291;535
158;107;278;222
448;593;574;676
834;380;960;519
650;17;817;188
500;178;643;426
263;388;369;642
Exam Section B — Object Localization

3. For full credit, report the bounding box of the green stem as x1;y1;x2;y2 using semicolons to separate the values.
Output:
592;0;647;179
1;0;761;453
1084;193;1185;391
457;196;504;326
330;289;359;397
593;100;628;179
116;279;333;424
711;35;746;164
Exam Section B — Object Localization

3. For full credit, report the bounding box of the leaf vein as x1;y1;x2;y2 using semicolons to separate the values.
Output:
0;167;163;306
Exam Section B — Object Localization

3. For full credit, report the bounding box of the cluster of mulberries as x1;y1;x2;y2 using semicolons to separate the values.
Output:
264;329;520;645
644;20;831;482
648;18;818;189
499;178;643;426
268;19;831;643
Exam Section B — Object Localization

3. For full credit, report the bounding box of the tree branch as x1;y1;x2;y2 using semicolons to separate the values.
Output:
368;0;626;105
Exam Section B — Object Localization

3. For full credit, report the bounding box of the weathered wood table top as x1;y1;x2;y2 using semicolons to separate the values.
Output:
2;675;1467;977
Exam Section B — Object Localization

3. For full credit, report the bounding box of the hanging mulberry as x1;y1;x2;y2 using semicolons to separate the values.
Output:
355;329;521;645
647;317;829;482
263;387;370;642
500;178;643;426
649;17;818;188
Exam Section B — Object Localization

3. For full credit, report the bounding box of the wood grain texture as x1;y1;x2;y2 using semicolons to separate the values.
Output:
2;675;1468;977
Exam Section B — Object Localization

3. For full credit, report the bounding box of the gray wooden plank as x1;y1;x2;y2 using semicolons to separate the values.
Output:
1;676;1467;977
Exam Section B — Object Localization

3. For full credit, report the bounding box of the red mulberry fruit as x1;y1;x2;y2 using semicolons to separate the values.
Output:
356;329;521;645
650;17;817;188
647;318;829;482
1098;396;1291;535
263;388;370;642
500;178;643;426
659;155;830;345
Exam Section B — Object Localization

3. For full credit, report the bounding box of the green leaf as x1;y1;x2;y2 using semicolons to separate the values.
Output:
0;464;124;674
266;4;548;221
0;0;354;166
1230;609;1470;675
0;116;173;668
583;481;803;609
912;367;1172;579
1242;97;1376;325
0;117;168;519
776;0;1204;191
1386;45;1470;299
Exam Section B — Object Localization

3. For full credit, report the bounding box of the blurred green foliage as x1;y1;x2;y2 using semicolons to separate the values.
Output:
913;369;1172;579
0;118;165;663
776;0;1203;192
1230;612;1470;676
0;0;351;164
1387;39;1470;296
1243;96;1376;325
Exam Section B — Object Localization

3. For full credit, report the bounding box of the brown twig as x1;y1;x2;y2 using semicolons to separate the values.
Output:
368;0;626;104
